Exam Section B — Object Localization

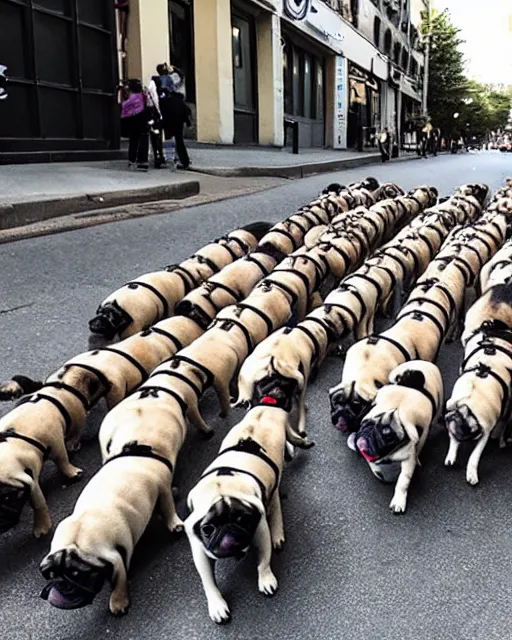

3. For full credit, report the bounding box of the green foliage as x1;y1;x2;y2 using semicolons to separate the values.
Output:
422;9;512;137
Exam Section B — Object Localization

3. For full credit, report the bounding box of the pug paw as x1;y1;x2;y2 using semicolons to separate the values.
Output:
208;598;231;624
258;570;278;597
168;515;184;534
33;518;52;538
444;453;456;467
389;495;407;514
466;468;480;486
109;598;130;617
66;440;82;453
62;468;84;485
272;537;285;552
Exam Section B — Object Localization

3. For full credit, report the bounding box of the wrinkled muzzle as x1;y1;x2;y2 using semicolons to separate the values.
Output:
445;408;482;442
40;579;98;610
329;387;370;433
205;523;255;559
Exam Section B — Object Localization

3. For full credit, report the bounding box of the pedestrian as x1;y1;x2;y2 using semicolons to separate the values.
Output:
120;79;150;171
148;63;192;170
378;128;391;162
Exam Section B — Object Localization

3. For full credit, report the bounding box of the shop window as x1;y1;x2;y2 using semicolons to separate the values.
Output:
383;29;392;54
315;61;324;120
373;16;381;48
401;50;409;72
393;42;401;65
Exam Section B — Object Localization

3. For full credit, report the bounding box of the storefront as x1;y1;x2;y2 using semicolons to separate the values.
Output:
231;6;258;143
347;62;381;149
282;30;325;148
0;0;119;158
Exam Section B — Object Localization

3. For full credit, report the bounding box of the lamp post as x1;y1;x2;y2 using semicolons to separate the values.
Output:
422;0;432;116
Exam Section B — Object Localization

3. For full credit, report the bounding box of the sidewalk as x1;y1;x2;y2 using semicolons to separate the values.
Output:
0;146;420;231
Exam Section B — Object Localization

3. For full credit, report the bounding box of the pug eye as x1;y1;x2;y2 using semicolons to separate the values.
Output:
201;524;216;537
17;490;25;499
382;427;392;436
71;570;79;576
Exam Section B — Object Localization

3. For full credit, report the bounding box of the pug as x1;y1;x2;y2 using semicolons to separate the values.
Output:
0;314;202;536
89;221;271;340
444;327;512;485
184;405;311;624
354;361;443;513
478;240;512;296
235;316;331;437
461;282;512;347
40;353;215;616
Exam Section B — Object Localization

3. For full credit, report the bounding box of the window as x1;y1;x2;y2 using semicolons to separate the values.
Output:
232;27;242;68
282;39;324;120
373;16;381;48
393;42;401;65
401;50;409;72
384;29;392;54
410;58;418;77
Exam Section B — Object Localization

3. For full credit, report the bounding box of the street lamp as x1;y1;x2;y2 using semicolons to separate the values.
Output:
422;0;432;116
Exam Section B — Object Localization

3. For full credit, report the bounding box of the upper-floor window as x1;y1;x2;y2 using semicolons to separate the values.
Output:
393;41;401;65
384;28;392;54
410;58;418;77
373;16;381;48
401;50;409;73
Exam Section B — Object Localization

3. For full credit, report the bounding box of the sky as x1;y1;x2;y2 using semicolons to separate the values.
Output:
435;0;512;86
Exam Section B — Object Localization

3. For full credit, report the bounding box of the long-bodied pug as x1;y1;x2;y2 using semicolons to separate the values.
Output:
40;356;212;615
0;315;201;536
89;222;271;340
444;325;512;485
184;405;311;624
478;240;512;296
353;361;443;513
235;315;332;437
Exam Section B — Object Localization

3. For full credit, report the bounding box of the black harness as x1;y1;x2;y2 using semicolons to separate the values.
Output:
43;382;90;411
259;278;299;308
378;251;408;282
395;382;438;416
461;338;512;371
105;442;174;474
319;242;352;272
200;437;280;504
294;324;322;366
304;315;338;344
17;392;72;432
397;308;447;338
222;235;249;254
234;303;274;335
137;385;188;415
149;369;202;400
169;355;215;389
191;253;221;274
126;281;169;319
0;428;49;459
140;326;183;353
323;302;359;329
212;318;254;353
462;363;510;418
366;334;413;362
402;296;451;330
244;254;272;277
346;273;384;300
336;283;367;319
268;228;298;251
163;264;196;294
97;347;148;383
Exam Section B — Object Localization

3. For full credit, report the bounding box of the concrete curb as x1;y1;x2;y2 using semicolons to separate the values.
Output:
0;180;200;231
189;151;422;178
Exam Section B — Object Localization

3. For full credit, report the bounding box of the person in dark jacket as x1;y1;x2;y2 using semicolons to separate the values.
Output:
120;79;149;171
148;63;192;169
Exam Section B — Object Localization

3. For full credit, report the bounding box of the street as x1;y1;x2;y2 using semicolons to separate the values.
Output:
1;152;512;640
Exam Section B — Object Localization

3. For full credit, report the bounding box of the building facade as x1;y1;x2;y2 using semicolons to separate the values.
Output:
0;0;426;158
128;0;426;149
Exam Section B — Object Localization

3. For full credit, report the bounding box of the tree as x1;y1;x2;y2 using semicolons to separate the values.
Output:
421;9;467;136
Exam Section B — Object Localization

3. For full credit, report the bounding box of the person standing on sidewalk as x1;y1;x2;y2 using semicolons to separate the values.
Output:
120;79;150;171
378;128;391;162
148;63;191;170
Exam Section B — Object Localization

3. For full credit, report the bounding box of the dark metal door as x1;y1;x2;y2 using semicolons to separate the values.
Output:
169;0;195;103
0;0;119;153
231;12;257;144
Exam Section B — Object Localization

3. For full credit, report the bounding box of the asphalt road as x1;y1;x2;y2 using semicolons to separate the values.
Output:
0;152;511;640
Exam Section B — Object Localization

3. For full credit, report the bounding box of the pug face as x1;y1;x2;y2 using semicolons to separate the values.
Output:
445;405;482;442
458;184;489;206
89;300;133;339
0;481;30;533
193;497;261;559
40;549;113;609
355;411;406;464
329;382;372;433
